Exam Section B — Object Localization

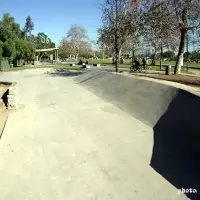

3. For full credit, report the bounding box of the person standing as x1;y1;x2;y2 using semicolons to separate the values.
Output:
112;56;115;64
120;56;124;64
142;58;147;69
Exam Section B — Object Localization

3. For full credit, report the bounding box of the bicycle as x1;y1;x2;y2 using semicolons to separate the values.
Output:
130;64;143;73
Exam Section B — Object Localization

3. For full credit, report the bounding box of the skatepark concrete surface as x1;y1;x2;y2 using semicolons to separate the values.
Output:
0;68;198;200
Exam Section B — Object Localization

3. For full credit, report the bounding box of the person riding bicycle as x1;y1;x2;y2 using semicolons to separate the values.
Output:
78;59;83;65
132;59;140;70
142;58;147;69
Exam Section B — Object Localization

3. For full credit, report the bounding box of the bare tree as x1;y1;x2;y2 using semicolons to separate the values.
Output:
171;0;200;74
58;38;72;59
100;0;138;72
66;24;89;60
59;31;93;60
79;41;93;58
121;34;140;59
140;0;179;66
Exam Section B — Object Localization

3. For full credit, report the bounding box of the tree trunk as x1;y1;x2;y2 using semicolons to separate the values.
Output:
119;48;122;61
160;44;163;70
102;50;105;60
75;53;79;61
132;49;135;62
151;54;156;66
151;48;156;66
174;29;187;74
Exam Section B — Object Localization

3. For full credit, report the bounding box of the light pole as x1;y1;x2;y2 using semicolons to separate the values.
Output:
160;42;163;70
186;0;189;72
115;0;119;72
186;32;189;71
159;0;163;70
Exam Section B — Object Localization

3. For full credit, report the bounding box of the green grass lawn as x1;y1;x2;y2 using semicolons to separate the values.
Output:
0;60;195;75
88;58;200;68
0;65;80;72
154;60;200;68
87;59;192;74
88;58;132;68
148;65;193;74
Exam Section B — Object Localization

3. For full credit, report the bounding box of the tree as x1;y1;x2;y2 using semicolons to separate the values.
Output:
59;25;91;60
140;0;179;66
96;37;114;59
79;41;93;58
97;26;115;58
0;13;21;43
0;41;3;60
0;13;21;63
66;25;89;60
34;32;55;49
15;39;35;63
163;50;175;60
23;16;34;40
189;50;200;62
100;0;138;72
121;34;140;59
59;38;93;59
58;38;72;59
0;13;56;66
170;0;200;74
2;40;14;59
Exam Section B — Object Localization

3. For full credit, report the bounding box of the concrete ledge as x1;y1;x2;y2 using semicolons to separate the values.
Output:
2;82;20;110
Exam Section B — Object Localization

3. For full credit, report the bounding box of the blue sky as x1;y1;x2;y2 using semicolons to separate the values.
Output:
0;0;103;46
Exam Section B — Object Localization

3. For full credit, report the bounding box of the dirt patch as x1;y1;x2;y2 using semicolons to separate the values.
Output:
116;71;200;96
135;73;200;86
0;111;9;139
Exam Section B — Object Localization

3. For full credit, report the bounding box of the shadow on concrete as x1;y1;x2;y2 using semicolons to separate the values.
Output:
151;90;200;200
44;69;86;77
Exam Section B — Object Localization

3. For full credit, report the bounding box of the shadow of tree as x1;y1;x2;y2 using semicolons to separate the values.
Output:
151;90;200;200
44;69;86;77
143;70;164;75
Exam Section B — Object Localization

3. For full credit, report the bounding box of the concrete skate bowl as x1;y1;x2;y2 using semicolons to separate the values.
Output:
76;70;200;200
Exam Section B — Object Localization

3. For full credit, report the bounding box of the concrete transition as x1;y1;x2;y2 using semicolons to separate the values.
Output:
75;70;200;200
